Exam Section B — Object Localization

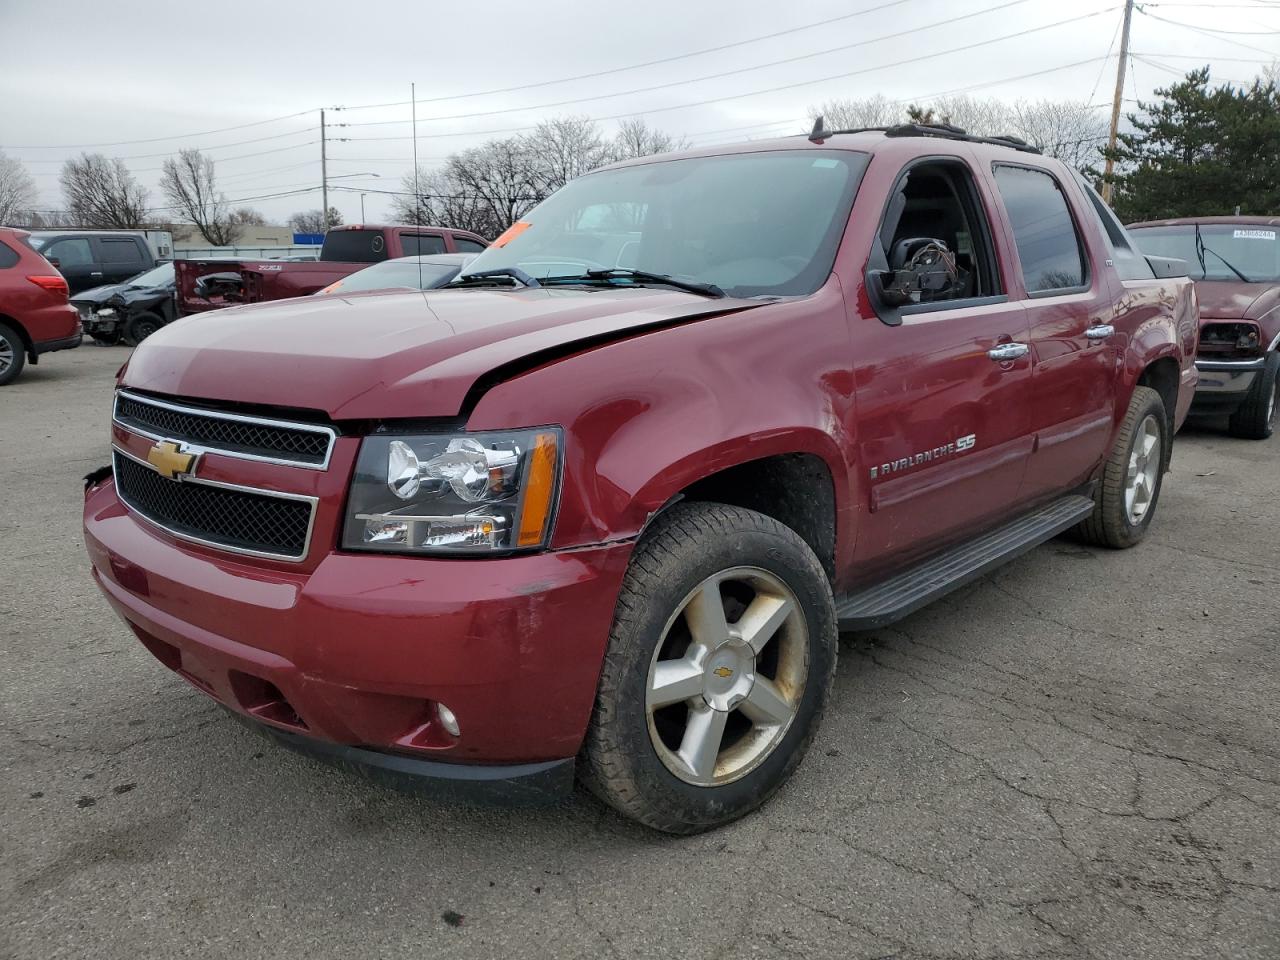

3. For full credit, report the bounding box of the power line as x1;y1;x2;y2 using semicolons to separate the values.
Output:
331;0;923;114
337;0;1044;129
17;139;321;167
0;109;318;150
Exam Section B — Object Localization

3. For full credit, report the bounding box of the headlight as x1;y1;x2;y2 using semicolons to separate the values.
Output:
342;428;561;554
96;307;116;317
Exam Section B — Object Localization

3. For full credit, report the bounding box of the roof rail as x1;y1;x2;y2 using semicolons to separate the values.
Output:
812;122;1043;154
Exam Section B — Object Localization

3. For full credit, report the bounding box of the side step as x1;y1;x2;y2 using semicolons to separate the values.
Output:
835;494;1095;631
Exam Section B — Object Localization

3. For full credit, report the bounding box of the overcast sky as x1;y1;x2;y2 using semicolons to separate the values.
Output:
2;0;1276;225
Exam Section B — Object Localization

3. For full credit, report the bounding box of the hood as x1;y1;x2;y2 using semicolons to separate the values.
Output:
110;286;173;307
121;287;764;420
71;282;130;305
1194;279;1280;323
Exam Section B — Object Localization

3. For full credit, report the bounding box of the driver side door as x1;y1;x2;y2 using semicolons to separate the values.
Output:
852;153;1035;572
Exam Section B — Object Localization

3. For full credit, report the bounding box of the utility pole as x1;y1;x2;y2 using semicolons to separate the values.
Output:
320;108;329;231
1102;0;1135;204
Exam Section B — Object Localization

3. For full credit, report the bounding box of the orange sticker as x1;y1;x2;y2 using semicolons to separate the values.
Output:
490;220;531;248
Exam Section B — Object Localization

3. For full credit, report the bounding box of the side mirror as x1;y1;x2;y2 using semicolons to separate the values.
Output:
1146;255;1189;279
869;269;916;308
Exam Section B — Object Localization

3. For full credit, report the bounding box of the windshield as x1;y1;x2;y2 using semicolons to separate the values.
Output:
461;149;868;298
128;262;174;288
1130;224;1280;282
325;258;463;294
26;235;48;250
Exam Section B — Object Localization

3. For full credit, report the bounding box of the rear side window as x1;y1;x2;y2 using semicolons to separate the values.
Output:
454;237;487;253
993;166;1086;293
401;234;446;256
1071;172;1154;281
0;240;18;269
100;237;146;266
320;230;389;263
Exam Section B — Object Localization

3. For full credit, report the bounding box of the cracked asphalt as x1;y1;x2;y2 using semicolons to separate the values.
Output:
2;345;1277;960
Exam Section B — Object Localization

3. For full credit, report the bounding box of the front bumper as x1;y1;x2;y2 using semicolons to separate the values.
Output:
84;477;633;798
1192;357;1266;411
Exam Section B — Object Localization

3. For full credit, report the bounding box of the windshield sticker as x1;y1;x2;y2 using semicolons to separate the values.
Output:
1233;229;1276;241
492;221;532;248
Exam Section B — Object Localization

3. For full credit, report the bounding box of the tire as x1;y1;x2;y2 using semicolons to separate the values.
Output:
0;323;26;387
1076;385;1168;549
123;312;163;347
580;502;837;834
1227;351;1279;441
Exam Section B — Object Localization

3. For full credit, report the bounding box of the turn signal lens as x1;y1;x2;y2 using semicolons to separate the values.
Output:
518;432;559;547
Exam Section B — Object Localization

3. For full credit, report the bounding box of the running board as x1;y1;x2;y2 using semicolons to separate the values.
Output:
835;494;1095;631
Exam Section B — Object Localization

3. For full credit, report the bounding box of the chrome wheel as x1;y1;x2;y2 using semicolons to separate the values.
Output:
1124;414;1162;524
0;337;13;375
645;566;807;787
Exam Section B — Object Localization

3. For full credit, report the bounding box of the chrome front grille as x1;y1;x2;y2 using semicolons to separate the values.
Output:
112;450;316;561
113;390;336;469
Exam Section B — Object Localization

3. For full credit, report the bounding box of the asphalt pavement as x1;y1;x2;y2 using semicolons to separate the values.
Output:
2;344;1277;960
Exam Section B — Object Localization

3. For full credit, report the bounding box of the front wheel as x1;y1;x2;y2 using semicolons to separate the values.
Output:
1228;351;1279;440
580;503;837;834
1076;385;1168;549
123;312;164;347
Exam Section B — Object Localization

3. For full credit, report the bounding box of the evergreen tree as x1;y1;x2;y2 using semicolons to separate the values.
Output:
1104;68;1280;222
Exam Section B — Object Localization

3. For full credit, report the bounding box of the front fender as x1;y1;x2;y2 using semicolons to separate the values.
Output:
465;286;858;562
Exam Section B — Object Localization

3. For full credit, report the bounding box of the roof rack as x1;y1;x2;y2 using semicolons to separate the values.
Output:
806;117;1041;154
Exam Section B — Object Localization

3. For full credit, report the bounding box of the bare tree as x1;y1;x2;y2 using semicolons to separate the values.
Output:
59;152;149;228
907;95;1013;136
287;207;342;234
0;150;38;225
229;207;267;227
811;94;901;130
612;118;688;160
523;116;612;193
160;148;238;245
1010;100;1109;170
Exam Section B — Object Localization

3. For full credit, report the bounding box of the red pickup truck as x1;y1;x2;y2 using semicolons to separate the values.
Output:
174;224;488;314
85;124;1197;833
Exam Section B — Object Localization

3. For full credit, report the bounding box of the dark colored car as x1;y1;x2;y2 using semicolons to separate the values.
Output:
174;225;489;314
72;262;174;345
314;254;479;296
1129;216;1280;439
26;230;159;295
0;227;81;385
85;124;1196;832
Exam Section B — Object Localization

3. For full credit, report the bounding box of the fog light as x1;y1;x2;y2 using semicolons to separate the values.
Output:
436;702;460;737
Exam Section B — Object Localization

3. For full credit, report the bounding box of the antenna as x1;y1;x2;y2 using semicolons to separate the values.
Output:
412;82;423;292
808;115;828;144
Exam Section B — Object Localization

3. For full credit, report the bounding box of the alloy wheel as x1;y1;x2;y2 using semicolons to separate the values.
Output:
0;338;12;375
1124;413;1162;524
645;566;808;786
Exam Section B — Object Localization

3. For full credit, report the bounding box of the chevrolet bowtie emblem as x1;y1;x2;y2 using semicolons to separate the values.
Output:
146;440;197;480
713;667;734;678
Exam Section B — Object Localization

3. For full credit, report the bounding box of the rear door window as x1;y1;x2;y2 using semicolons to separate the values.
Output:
99;237;146;266
993;165;1087;294
454;237;487;253
401;234;446;256
1071;173;1154;281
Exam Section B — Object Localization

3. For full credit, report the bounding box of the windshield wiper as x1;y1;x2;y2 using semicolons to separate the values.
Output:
1195;224;1252;282
449;267;541;289
543;268;725;298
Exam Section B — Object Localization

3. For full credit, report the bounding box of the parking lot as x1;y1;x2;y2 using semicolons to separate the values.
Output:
0;344;1276;960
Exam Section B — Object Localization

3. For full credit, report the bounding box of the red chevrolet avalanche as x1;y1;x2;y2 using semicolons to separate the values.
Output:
0;227;81;385
84;126;1197;832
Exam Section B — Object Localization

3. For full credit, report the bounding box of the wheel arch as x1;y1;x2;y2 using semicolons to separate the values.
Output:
0;313;36;359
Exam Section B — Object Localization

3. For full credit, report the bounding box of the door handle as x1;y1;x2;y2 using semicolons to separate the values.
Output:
987;342;1029;361
90;271;103;277
1085;324;1115;340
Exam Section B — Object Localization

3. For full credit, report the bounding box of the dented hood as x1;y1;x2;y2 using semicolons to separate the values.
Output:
1194;280;1280;322
122;286;762;419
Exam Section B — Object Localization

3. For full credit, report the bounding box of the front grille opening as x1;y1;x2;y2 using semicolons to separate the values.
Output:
230;672;308;730
1199;322;1264;361
113;452;312;560
115;393;332;465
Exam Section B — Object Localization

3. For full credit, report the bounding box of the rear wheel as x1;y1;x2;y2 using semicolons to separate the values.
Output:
0;323;26;386
123;312;164;346
1076;385;1168;549
581;503;837;834
1227;351;1279;440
